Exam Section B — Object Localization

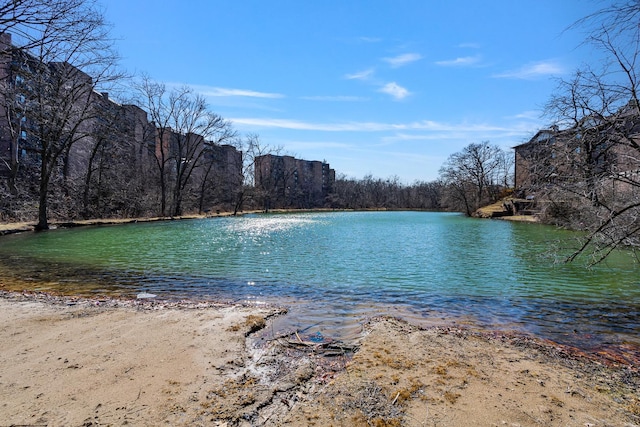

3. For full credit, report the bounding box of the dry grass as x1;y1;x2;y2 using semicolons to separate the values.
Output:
227;314;266;335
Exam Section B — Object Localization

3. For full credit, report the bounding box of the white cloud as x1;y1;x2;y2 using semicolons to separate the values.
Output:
383;53;422;68
508;110;544;121
229;118;395;131
493;60;565;79
228;117;530;134
198;87;284;98
379;82;410;100
300;95;368;102
435;55;481;67
345;68;375;80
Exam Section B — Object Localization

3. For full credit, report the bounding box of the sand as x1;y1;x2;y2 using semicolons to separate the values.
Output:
0;292;638;427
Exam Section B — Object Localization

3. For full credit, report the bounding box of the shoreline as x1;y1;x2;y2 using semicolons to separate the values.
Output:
0;208;539;237
0;290;638;426
3;287;640;369
0;212;244;236
3;288;640;368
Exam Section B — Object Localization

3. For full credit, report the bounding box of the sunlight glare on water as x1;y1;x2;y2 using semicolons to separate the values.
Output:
0;211;638;351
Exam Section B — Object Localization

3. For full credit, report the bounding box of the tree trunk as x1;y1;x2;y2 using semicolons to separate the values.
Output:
35;161;49;231
159;172;167;217
8;137;19;195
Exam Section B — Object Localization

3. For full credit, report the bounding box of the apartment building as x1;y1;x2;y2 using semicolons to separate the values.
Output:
514;103;640;194
254;154;335;208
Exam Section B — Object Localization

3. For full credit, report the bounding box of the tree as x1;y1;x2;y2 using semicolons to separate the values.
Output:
134;77;236;217
541;1;640;261
79;101;149;219
0;0;89;50
439;141;510;216
195;137;243;215
0;0;122;230
240;135;284;212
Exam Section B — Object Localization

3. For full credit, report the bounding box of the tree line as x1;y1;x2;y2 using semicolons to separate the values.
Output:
327;140;512;214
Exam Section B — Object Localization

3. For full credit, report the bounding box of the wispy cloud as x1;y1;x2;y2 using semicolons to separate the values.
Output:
345;68;375;81
197;86;284;98
507;110;544;121
383;53;422;68
435;55;481;67
358;36;382;43
228;117;528;133
493;60;565;79
379;82;410;100
378;119;541;147
284;140;354;150
345;68;410;101
300;95;368;102
229;118;393;131
458;42;481;49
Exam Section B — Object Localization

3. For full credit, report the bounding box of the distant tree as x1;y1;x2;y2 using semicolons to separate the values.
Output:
401;180;444;210
330;174;358;209
0;0;122;230
329;174;443;210
439;141;509;216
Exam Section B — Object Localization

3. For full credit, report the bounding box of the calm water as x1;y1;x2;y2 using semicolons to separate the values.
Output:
0;211;639;352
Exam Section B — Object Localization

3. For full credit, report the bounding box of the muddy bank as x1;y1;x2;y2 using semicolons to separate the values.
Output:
0;291;638;426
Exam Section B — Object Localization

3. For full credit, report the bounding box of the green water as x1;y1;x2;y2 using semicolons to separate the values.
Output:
0;211;638;351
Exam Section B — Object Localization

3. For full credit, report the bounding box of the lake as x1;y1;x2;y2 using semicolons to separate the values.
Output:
0;211;638;354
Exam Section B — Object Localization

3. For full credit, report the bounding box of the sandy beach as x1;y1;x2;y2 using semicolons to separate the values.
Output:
0;291;638;426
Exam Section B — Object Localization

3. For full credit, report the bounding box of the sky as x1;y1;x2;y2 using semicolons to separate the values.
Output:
102;0;604;183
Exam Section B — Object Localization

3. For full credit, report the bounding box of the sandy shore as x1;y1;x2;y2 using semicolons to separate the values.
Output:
0;292;638;426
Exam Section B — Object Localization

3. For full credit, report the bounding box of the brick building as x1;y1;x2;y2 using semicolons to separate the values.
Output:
514;104;640;195
254;154;335;209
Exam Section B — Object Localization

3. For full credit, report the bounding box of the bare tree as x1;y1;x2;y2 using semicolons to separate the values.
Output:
328;174;444;210
237;134;284;213
540;1;640;261
0;0;122;230
439;141;509;216
0;0;90;50
134;77;236;217
194;137;243;215
79;100;149;219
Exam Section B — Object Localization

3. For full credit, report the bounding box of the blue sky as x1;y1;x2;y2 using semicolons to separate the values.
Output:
103;0;602;183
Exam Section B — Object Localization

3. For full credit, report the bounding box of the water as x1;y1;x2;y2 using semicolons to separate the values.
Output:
0;211;638;353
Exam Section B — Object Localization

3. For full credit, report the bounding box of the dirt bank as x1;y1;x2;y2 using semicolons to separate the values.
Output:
0;292;638;426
